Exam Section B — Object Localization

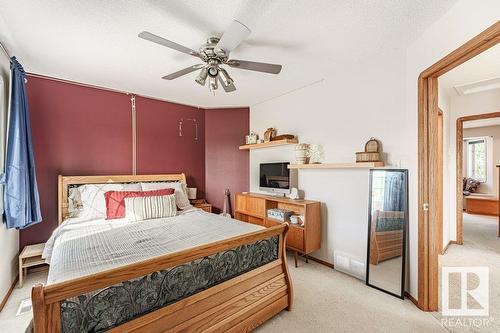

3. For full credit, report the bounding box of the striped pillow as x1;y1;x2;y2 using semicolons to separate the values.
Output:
124;194;176;221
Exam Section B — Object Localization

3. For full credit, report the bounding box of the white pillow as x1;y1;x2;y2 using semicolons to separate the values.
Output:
78;183;142;219
125;194;176;222
140;182;192;210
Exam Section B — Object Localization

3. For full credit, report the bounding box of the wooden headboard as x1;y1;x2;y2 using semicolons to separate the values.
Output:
58;174;187;225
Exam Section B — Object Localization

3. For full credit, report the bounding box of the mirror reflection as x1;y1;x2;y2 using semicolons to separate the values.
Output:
366;169;408;298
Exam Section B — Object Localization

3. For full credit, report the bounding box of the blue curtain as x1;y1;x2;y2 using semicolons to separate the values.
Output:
1;57;42;229
383;172;405;212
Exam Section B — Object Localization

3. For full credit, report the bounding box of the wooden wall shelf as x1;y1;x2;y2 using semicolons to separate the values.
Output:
239;138;298;150
288;162;384;169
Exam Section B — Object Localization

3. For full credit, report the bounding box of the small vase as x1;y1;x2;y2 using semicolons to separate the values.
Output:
295;144;310;164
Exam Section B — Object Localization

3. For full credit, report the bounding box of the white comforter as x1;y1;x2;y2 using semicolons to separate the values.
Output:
43;208;263;285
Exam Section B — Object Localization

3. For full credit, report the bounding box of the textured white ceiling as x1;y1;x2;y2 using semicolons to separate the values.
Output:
440;44;500;98
0;0;457;108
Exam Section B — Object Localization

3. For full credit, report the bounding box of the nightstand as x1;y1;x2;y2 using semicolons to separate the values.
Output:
190;199;213;213
19;243;47;288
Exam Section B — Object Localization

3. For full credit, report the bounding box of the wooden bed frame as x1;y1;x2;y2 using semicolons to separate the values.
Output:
32;174;293;333
369;210;403;265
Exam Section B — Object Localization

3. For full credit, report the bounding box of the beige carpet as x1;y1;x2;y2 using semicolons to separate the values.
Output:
0;257;445;332
256;257;445;333
0;270;47;332
434;213;500;333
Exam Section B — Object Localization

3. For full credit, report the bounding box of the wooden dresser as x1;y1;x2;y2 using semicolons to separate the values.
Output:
235;193;321;267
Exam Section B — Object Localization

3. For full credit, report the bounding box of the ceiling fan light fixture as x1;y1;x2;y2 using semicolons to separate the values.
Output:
208;66;219;77
209;76;218;91
219;68;234;86
195;67;208;86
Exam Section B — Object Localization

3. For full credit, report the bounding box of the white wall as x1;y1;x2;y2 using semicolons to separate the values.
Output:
0;50;19;304
250;52;408;274
251;0;500;300
406;0;500;298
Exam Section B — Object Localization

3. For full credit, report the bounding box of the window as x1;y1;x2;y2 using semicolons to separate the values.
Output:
371;170;386;212
466;138;487;182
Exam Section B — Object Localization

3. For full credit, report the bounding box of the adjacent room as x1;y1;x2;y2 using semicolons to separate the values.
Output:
434;42;500;331
0;1;499;332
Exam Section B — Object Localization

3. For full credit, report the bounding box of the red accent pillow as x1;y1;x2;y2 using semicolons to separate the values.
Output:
105;189;175;219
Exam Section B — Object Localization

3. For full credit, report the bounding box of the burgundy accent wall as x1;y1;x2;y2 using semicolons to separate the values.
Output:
135;96;205;196
205;108;249;213
24;77;132;247
22;78;207;248
21;76;248;248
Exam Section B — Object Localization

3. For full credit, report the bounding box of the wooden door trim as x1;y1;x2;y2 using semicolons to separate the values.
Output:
456;111;500;245
437;111;444;255
417;21;500;311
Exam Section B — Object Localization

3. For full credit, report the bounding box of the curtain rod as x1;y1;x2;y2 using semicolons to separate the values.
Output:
27;72;249;110
27;72;133;96
0;41;11;59
26;72;204;109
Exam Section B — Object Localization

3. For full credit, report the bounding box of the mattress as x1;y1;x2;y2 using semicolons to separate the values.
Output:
43;208;263;284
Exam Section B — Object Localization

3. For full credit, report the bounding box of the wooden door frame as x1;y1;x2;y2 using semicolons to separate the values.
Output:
456;111;500;244
437;110;443;255
418;21;500;311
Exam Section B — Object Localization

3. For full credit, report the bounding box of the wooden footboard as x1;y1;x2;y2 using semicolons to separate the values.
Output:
370;230;403;265
370;210;404;265
31;224;292;333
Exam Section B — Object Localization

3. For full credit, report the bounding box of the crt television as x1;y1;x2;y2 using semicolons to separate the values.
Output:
259;162;296;195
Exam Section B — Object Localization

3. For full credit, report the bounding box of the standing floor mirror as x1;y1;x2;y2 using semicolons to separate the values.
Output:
366;169;408;299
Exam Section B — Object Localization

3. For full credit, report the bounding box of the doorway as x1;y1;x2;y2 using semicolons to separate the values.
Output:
417;21;500;312
456;112;500;243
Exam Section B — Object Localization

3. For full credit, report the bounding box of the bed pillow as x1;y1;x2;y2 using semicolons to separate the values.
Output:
463;177;480;195
124;194;177;221
140;182;192;210
78;183;142;219
105;188;175;220
68;187;83;217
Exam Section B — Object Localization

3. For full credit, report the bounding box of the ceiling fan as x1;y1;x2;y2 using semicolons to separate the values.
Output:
138;20;282;93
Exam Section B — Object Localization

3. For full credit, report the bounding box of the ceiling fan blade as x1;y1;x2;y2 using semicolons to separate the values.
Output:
215;20;251;54
226;59;282;74
139;31;200;57
162;64;205;80
218;76;236;92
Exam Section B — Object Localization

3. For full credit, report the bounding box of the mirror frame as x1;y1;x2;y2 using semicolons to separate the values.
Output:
365;168;408;299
